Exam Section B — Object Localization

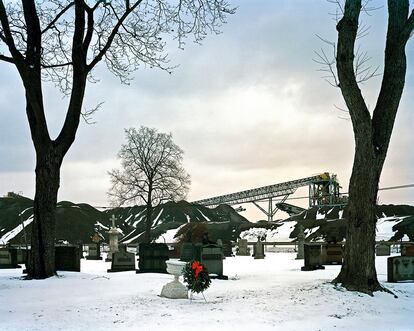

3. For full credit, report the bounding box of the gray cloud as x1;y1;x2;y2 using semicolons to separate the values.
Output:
0;0;413;215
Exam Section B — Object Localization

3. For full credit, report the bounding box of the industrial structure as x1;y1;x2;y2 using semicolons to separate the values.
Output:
192;173;346;221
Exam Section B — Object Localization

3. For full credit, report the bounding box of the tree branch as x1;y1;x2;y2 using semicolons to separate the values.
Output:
336;0;371;132
87;0;142;71
0;0;24;62
41;2;75;35
0;53;14;63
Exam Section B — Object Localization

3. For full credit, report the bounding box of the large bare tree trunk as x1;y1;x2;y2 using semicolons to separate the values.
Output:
334;139;382;292
28;147;62;278
333;0;414;293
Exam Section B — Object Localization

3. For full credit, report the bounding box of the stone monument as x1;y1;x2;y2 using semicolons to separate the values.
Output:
160;259;188;299
296;225;305;260
376;242;391;256
321;243;343;265
106;214;121;262
401;243;414;257
107;245;136;272
200;244;227;279
301;244;325;271
236;239;250;256
0;247;20;269
387;256;414;282
253;237;265;259
86;232;102;260
55;245;81;272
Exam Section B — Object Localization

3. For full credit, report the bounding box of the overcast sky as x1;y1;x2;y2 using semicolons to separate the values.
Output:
1;0;413;221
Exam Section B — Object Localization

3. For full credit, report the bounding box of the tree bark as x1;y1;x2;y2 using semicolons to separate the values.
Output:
333;0;414;294
334;138;382;293
144;203;153;243
28;146;62;279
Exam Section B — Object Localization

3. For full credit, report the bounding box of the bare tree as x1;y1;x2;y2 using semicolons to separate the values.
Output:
108;126;190;243
320;0;414;294
0;0;234;279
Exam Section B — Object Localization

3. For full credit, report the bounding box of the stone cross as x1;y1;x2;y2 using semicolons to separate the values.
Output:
110;214;117;229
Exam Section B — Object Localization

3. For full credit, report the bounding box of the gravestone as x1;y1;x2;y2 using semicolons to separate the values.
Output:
179;243;202;262
321;244;343;265
376;243;391;256
106;214;121;262
107;245;136;272
401;244;414;257
253;238;265;259
296;225;305;260
236;239;250;256
137;243;169;273
200;244;227;279
86;243;102;260
301;244;325;271
55;245;80;272
15;247;28;264
0;247;21;269
387;256;414;282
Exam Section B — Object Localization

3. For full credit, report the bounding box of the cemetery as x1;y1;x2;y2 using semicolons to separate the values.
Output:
1;247;414;331
1;0;414;330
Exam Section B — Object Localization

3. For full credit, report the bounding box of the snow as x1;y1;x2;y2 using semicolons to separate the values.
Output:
123;214;133;224
0;253;412;331
316;211;325;220
198;209;212;223
122;231;144;244
376;216;407;241
132;214;145;227
151;209;164;228
185;214;191;223
95;221;109;231
155;224;186;243
0;216;33;244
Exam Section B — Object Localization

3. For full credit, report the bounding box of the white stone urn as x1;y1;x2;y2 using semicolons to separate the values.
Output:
160;259;188;299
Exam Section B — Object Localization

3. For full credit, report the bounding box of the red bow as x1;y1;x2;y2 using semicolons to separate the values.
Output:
191;261;203;280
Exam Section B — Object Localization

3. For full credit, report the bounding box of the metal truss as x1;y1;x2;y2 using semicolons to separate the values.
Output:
192;175;323;208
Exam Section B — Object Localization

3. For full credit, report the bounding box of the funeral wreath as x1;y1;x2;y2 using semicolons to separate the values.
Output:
183;261;211;293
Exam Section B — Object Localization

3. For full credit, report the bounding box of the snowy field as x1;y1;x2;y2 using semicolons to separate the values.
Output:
0;253;413;331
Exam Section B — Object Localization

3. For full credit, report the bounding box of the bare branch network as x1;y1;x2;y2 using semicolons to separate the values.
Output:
0;0;236;94
108;126;191;208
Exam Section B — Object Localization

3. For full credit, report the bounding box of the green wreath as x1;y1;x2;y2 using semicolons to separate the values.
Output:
183;260;211;293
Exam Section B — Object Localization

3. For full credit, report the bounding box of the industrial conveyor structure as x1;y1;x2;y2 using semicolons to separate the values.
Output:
192;173;344;221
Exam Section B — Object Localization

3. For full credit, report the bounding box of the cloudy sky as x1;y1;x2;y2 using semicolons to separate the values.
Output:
1;0;413;221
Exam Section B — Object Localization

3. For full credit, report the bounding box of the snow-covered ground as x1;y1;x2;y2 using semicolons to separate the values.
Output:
0;253;412;331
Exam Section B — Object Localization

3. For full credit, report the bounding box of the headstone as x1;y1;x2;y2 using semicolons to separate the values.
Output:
107;245;136;272
15;247;28;264
387;256;414;282
253;238;265;259
200;244;227;279
106;215;121;262
179;243;202;262
0;247;21;269
137;243;169;273
376;243;391;256
296;225;305;260
301;244;325;271
86;243;102;260
321;244;343;265
55;245;80;272
236;239;250;256
401;244;414;257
